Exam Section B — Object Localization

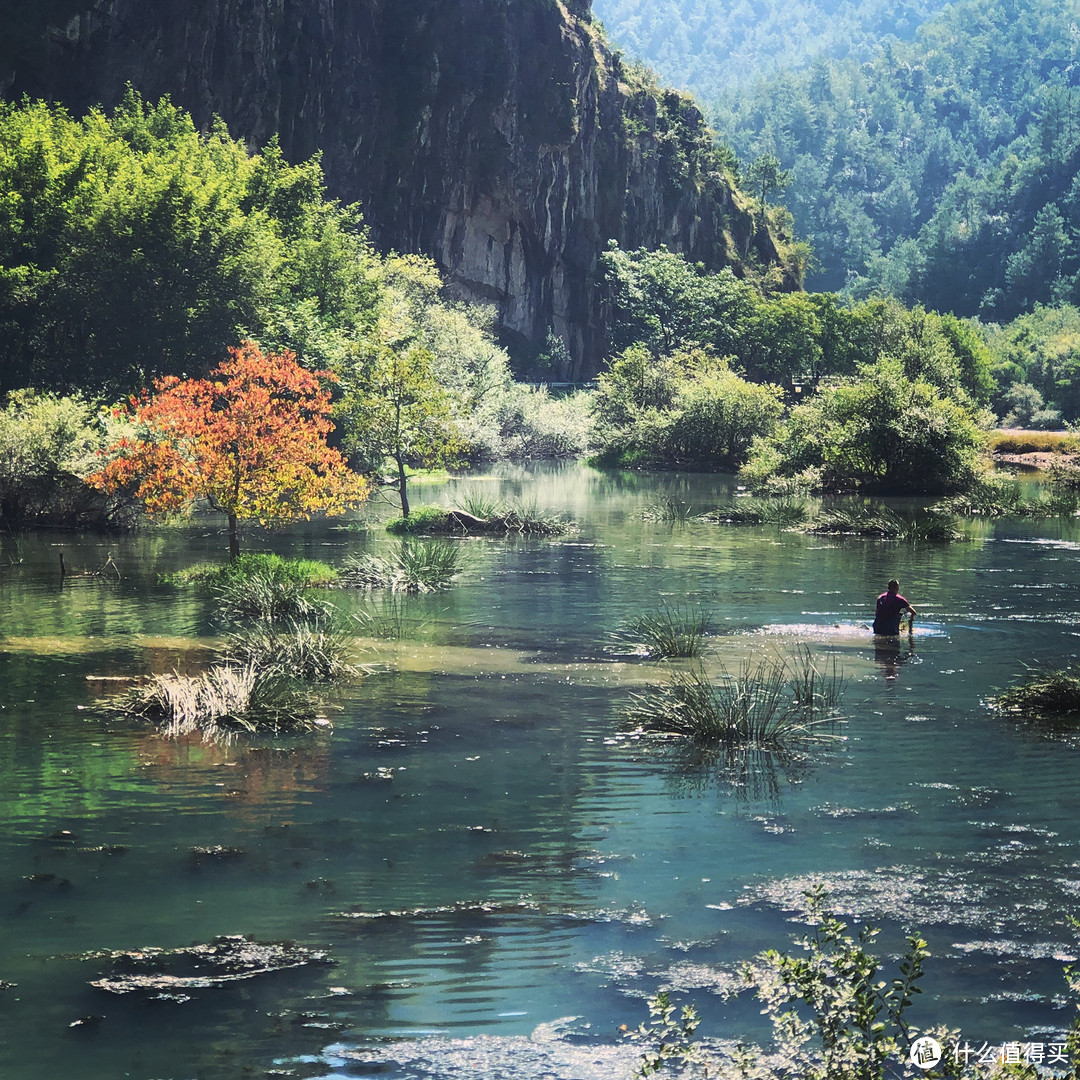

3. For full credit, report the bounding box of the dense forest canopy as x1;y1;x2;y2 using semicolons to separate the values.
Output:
591;0;949;92
596;0;1080;327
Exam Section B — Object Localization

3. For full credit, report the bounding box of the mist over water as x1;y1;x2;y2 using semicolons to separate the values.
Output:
1;462;1078;1079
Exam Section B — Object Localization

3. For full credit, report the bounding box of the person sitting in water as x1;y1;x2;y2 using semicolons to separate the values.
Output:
873;579;916;635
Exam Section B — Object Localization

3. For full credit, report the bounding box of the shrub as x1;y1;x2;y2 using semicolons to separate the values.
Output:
615;604;713;658
386;505;455;534
0;390;137;529
741;358;985;495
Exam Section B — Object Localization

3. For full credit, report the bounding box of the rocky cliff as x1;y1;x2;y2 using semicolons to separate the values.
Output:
1;0;792;375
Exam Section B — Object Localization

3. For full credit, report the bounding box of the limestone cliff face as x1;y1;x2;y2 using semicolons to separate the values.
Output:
1;0;789;376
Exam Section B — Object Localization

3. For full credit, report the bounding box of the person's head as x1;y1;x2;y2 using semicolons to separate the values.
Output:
886;579;900;593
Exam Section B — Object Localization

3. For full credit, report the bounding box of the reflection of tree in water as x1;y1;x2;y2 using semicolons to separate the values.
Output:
661;741;822;806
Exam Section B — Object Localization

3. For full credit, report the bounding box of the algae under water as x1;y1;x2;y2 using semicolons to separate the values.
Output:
0;462;1079;1079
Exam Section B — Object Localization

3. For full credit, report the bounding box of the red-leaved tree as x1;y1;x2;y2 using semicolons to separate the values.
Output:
89;342;369;558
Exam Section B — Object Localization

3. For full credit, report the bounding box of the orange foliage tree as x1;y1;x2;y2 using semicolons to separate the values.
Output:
89;342;369;558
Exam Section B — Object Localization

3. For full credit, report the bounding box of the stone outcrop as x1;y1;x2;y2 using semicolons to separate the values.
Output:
1;0;790;375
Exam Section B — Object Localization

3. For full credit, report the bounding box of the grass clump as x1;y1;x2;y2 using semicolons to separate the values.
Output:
120;664;324;735
706;496;808;526
386;497;570;536
222;621;357;682
934;476;1080;518
626;650;844;749
386;506;454;535
340;541;463;592
615;604;713;658
213;573;333;624
807;506;964;540
642;496;698;522
991;663;1080;721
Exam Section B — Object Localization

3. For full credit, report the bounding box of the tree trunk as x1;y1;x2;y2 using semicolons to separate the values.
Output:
228;513;240;560
396;455;410;517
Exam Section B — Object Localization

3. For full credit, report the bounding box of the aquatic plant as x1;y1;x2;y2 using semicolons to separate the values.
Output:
807;506;964;541
351;597;428;641
455;488;503;520
642;496;698;523
615;604;713;658
933;476;1080;518
386;499;571;536
625;652;843;748
991;664;1080;721
221;621;358;682
706;496;809;526
213;572;334;624
167;552;339;588
340;540;463;592
121;663;323;734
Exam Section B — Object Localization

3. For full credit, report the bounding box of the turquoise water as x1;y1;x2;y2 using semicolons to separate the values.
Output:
1;463;1078;1079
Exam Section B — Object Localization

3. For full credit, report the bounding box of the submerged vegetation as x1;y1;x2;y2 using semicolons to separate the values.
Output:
626;650;844;749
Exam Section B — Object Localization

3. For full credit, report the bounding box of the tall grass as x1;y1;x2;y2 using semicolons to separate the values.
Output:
807;506;963;540
213;573;333;623
341;541;463;592
615;604;713;658
121;664;323;735
642;496;698;523
934;476;1080;518
626;651;845;748
988;430;1080;455
222;621;357;682
386;497;570;536
706;497;808;526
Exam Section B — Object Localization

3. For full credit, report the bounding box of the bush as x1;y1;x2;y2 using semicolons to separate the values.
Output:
741;358;986;495
459;383;592;460
0;390;137;529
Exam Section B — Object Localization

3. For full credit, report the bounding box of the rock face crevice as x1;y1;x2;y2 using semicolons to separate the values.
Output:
1;0;789;376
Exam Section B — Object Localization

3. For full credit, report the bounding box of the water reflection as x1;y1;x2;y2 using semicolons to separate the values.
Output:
873;634;916;681
661;741;820;804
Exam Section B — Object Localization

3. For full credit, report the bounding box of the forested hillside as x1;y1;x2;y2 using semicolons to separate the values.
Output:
591;0;948;93
597;0;1080;323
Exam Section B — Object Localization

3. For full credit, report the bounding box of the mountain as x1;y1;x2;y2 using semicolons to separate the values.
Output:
0;0;791;375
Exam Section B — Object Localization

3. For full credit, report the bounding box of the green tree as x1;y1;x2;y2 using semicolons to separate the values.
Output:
337;342;464;517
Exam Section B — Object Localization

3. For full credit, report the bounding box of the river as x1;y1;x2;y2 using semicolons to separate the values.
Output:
1;462;1078;1078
